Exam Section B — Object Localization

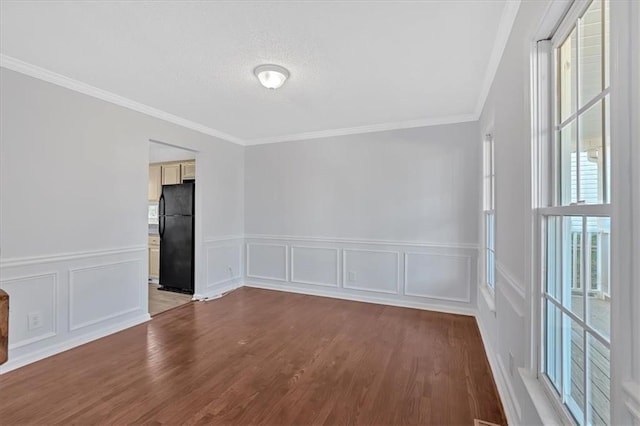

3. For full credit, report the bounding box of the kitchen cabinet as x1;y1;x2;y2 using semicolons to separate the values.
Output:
181;161;196;181
148;165;162;202
149;235;160;280
162;164;181;185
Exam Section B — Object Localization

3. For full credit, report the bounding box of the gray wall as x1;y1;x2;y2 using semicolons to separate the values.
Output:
245;123;480;244
0;68;244;372
243;123;481;315
475;1;550;424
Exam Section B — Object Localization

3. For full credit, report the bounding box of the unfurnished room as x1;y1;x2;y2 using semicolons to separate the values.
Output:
0;1;639;425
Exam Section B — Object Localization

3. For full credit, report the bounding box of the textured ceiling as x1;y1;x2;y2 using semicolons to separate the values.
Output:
0;1;519;145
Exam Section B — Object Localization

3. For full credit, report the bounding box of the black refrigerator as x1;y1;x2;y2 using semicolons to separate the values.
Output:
158;182;195;294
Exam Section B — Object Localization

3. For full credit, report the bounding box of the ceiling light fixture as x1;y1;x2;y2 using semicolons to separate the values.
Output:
254;64;290;89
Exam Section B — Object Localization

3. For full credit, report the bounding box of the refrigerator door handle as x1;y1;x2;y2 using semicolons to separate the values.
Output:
159;216;165;240
159;193;165;216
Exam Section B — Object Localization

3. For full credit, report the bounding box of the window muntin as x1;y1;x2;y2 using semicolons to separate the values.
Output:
555;0;610;206
542;1;611;425
483;135;495;289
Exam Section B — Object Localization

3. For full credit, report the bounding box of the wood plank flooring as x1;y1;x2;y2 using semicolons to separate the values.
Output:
0;288;506;425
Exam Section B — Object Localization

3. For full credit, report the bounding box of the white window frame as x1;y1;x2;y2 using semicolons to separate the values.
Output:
483;133;496;294
531;0;635;424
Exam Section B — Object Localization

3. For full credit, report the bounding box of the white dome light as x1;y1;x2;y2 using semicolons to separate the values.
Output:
254;64;290;89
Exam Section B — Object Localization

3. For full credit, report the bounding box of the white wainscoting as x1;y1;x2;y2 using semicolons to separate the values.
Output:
0;246;149;374
476;261;529;426
244;235;478;316
247;243;288;282
291;246;339;287
200;236;244;299
69;260;143;331
404;252;471;302
343;249;400;294
3;272;58;350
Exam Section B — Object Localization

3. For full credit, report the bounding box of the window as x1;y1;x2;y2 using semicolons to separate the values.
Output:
483;134;495;290
540;1;611;424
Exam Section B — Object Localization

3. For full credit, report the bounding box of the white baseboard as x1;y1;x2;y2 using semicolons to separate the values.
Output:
194;279;243;301
0;313;150;374
476;316;520;425
244;280;477;317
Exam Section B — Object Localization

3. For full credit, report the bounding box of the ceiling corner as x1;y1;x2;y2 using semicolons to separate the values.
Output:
473;0;522;119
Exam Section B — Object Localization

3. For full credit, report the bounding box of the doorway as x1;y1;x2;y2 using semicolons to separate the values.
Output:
148;141;197;316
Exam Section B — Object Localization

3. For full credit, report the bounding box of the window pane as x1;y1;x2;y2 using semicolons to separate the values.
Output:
579;0;604;107
587;217;610;340
559;27;577;122
487;213;495;250
587;334;610;425
559;121;578;205
486;249;495;288
546;216;562;300
603;0;609;88
563;216;584;319
545;300;562;392
566;315;586;424
604;95;610;203
579;100;605;204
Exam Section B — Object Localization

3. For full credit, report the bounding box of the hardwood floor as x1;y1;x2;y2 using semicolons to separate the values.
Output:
0;288;505;425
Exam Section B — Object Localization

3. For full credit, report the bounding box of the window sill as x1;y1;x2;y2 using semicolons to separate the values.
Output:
519;368;574;426
480;284;496;313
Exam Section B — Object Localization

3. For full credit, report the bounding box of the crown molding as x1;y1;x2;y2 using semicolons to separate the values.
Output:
0;54;244;146
473;0;522;118
243;113;478;146
2;53;482;147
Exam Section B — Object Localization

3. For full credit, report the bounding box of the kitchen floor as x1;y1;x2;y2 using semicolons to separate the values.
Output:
148;283;192;316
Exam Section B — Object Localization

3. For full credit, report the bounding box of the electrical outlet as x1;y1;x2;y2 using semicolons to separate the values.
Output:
509;352;515;377
348;271;357;282
28;311;43;330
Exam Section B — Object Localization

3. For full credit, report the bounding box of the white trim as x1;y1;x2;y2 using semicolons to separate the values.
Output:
0;245;146;268
538;204;613;217
194;280;243;301
245;243;288;282
544;294;610;348
475;316;520;426
203;235;244;243
290;246;340;288
630;0;640;407
556;87;611;130
245;280;476;317
550;0;594;47
0;313;150;375
480;284;496;313
8;332;57;351
519;368;568;425
623;381;640;423
497;354;523;421
68;260;144;331
0;54;243;145
1;272;59;350
206;275;242;289
204;244;243;287
245;234;479;251
0;54;494;148
474;0;522;118
495;261;526;301
403;252;472;303
0;0;521;149
532;0;573;41
243;114;478;146
342;248;400;295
